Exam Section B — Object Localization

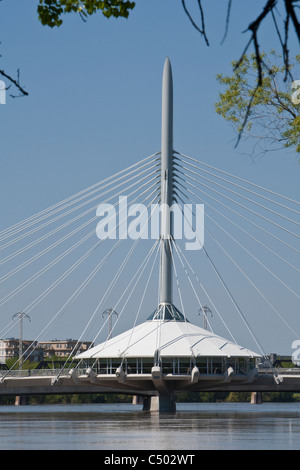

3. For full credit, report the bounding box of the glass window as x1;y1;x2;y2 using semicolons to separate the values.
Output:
141;358;153;374
196;357;208;374
162;358;173;374
212;357;223;374
179;358;191;374
125;359;137;374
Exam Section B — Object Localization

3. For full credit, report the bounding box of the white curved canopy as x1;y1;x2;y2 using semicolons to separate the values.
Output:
76;311;260;360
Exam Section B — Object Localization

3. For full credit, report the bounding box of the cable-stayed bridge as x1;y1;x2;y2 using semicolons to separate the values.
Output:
0;59;299;411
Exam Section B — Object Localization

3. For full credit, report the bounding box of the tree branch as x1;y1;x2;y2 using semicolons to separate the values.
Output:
0;69;28;97
181;0;209;45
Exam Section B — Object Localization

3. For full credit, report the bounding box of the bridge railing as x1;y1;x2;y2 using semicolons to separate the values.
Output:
1;367;300;379
258;368;300;375
0;368;86;378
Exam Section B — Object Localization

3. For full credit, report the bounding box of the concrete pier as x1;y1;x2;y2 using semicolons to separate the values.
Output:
132;395;144;405
143;394;176;412
15;395;29;406
251;391;263;404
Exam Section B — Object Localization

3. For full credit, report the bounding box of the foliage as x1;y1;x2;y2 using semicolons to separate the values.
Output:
262;391;295;402
176;391;297;403
225;392;251;402
37;0;136;27
0;389;298;405
215;52;300;156
2;1;299;104
6;357;36;371
184;1;300;109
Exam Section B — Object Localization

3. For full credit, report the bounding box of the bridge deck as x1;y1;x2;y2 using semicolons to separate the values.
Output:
1;368;300;396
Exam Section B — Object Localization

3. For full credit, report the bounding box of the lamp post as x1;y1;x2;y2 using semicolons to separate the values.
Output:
198;305;212;330
102;308;118;340
12;312;30;369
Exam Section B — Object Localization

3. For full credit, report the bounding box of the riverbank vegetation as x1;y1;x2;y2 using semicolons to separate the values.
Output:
0;391;299;406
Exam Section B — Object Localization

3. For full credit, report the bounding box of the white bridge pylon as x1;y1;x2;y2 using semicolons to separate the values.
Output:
0;59;300;411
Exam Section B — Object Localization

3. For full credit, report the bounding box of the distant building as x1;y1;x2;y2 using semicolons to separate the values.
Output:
0;338;92;364
39;339;93;358
0;338;43;364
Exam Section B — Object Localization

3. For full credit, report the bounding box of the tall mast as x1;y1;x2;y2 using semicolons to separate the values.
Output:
159;57;174;305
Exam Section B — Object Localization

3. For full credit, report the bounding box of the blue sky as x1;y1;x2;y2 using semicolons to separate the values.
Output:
0;1;299;355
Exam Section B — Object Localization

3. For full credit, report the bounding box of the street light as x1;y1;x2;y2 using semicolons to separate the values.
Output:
102;308;118;340
12;312;30;369
198;305;212;330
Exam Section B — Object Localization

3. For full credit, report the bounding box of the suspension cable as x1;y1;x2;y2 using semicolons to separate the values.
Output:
0;152;160;240
175;151;300;206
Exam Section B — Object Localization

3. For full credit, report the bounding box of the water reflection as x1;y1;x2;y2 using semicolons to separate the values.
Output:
0;402;299;450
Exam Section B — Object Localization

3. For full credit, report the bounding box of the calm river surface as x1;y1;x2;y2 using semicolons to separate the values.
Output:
0;402;299;450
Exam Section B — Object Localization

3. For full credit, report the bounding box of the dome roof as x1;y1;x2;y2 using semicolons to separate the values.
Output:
76;304;260;360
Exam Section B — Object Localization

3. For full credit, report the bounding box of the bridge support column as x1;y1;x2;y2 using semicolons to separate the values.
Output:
132;395;144;405
15;395;28;406
251;391;263;404
143;394;176;412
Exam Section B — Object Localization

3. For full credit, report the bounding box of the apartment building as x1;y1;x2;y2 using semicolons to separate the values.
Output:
39;339;92;358
0;339;43;364
0;338;92;364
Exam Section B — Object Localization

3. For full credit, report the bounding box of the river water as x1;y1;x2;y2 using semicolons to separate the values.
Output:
0;402;299;451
